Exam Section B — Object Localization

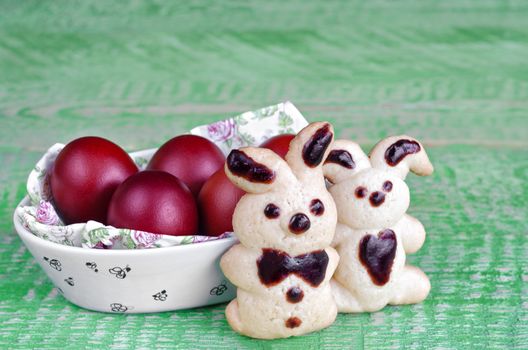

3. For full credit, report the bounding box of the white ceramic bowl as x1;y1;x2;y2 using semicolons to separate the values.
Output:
14;197;237;313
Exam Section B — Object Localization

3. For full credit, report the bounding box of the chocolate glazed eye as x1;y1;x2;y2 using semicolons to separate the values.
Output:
264;204;280;219
310;199;325;216
383;181;393;192
355;186;367;199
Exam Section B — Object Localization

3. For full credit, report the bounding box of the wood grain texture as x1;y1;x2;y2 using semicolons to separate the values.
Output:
0;1;527;349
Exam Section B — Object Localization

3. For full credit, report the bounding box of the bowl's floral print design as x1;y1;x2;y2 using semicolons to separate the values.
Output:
110;303;128;313
85;262;99;272
209;281;228;296
153;290;168;301
43;256;62;271
16;101;308;250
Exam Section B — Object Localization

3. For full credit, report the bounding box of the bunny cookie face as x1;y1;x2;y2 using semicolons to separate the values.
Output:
324;136;433;313
329;168;409;229
232;183;336;255
220;122;340;339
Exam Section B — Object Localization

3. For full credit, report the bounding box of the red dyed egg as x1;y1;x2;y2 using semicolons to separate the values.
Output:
197;168;245;236
147;135;225;196
50;136;138;224
260;134;295;159
107;170;198;236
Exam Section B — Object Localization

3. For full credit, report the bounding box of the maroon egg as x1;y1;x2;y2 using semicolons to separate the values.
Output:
147;135;225;196
50;136;138;224
197;168;245;236
107;170;198;236
260;134;295;159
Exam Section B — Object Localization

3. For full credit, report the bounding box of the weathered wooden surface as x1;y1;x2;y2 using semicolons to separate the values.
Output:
0;1;527;348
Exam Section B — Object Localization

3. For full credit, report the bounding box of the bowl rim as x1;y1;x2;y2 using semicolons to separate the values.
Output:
13;196;238;256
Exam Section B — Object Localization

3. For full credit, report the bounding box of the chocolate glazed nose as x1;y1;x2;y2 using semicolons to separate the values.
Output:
369;191;385;207
289;213;311;234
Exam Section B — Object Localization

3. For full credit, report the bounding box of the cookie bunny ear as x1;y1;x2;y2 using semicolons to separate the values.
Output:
225;147;296;193
369;135;434;179
285;121;334;184
323;140;371;184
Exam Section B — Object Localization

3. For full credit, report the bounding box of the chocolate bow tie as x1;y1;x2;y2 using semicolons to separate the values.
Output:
257;248;329;287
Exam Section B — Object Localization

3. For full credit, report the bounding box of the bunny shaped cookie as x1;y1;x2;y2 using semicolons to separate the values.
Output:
323;136;433;312
220;122;339;339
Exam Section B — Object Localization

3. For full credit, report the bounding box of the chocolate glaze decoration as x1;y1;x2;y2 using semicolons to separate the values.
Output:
302;124;333;167
264;203;280;218
369;191;385;207
309;199;325;216
385;139;421;166
324;149;355;169
358;229;397;286
257;249;329;287
285;317;302;328
383;181;393;192
289;213;311;234
355;186;367;199
286;287;304;303
227;150;275;183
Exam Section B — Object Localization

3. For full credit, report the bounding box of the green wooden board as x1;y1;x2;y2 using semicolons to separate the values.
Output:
0;1;527;348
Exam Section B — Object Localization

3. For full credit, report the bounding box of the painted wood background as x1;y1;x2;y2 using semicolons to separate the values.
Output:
0;1;526;348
